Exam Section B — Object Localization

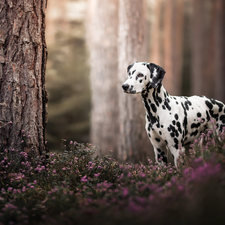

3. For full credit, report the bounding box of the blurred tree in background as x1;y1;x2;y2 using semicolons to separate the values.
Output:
87;0;119;159
45;0;225;162
45;0;90;151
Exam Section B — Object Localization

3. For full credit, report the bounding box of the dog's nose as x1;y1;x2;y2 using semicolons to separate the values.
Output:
122;83;129;91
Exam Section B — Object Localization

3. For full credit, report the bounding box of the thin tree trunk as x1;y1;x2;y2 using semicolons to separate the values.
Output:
87;0;119;158
202;0;215;98
0;0;48;155
118;0;153;163
214;0;225;102
163;0;184;96
191;0;204;95
149;0;162;65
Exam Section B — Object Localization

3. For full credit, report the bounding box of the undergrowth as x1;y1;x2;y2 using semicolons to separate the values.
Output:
1;120;225;225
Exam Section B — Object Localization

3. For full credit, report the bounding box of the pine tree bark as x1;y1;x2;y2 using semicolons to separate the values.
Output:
87;0;119;158
0;0;48;155
118;0;153;163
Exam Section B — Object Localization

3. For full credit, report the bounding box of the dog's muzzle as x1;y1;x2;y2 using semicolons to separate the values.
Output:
122;83;129;92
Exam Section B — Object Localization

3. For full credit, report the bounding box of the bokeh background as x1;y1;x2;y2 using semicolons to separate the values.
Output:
45;0;90;151
45;0;225;163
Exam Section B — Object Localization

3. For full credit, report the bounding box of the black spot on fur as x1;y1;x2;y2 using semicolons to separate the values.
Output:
191;130;198;137
151;103;157;113
127;63;134;73
209;109;218;120
197;112;201;117
175;114;179;120
143;98;157;125
174;138;178;145
205;100;213;109
164;99;171;111
168;125;179;138
211;98;224;112
206;110;210;121
220;115;225;123
177;122;182;134
191;122;201;129
155;138;161;142
139;80;142;83
184;100;192;111
132;70;136;75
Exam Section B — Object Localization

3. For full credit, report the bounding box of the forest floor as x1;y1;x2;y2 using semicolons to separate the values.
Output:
1;122;225;225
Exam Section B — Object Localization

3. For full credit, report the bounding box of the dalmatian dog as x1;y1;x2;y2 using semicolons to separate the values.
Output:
122;62;225;167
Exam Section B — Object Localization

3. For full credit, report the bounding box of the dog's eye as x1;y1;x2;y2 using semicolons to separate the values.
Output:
137;73;144;78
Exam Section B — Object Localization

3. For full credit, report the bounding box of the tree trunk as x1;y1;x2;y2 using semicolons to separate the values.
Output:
214;0;225;102
87;0;119;158
163;0;184;96
191;0;204;95
149;0;162;65
117;0;153;163
0;0;48;155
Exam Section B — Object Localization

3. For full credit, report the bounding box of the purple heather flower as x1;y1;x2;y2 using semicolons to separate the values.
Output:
81;175;88;182
122;188;129;198
7;187;13;192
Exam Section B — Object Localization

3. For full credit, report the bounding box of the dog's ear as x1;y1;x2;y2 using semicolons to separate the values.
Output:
147;63;166;88
127;63;134;73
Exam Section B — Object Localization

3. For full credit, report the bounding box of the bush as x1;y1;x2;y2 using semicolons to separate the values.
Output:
1;122;225;225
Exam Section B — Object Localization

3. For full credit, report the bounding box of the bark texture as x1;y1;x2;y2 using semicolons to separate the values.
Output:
87;0;119;158
118;0;153;163
0;0;48;155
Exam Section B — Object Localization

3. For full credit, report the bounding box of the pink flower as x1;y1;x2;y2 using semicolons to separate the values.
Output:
81;175;88;182
94;173;100;177
122;188;129;198
7;187;13;192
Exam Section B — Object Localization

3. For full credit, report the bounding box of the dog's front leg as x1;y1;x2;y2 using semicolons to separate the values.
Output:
169;146;185;168
153;146;168;166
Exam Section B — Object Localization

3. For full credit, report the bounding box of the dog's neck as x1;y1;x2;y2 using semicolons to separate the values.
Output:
141;83;169;124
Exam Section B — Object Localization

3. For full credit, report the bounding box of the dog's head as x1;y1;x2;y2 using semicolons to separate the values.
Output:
122;62;166;94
